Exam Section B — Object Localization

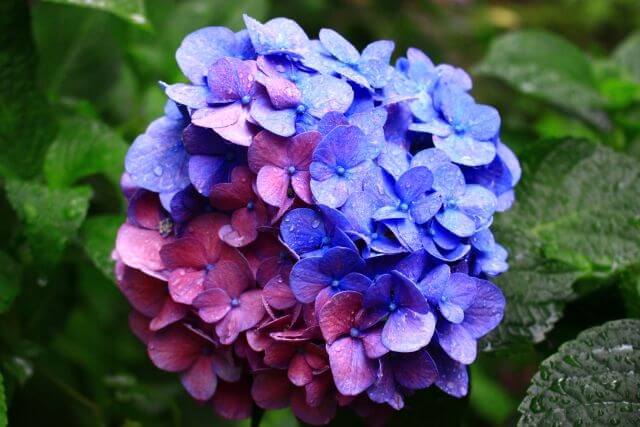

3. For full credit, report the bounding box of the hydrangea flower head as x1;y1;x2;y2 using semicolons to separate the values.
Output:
113;15;520;425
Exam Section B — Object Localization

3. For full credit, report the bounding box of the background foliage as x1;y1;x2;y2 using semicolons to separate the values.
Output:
1;0;640;426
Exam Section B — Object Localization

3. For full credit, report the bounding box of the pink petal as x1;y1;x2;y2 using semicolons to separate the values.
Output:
327;336;377;395
219;208;259;248
304;343;328;370
288;353;313;386
193;288;232;323
263;341;296;368
210;166;255;210
263;274;297;310
289;131;321;169
318;291;362;344
203;260;252;297
128;310;152;344
291;387;337;425
183;213;229;261
212;379;252;420
116;224;171;279
215;290;265;344
251;371;292;409
168;268;205;305
211;347;242;382
129;191;162;230
304;371;332;407
150;298;188;331
256;165;289;207
180;355;217;400
160;237;207;269
118;266;166;317
247;130;290;171
291;170;313;204
212;107;255;146
147;324;204;372
361;327;389;359
192;104;241;129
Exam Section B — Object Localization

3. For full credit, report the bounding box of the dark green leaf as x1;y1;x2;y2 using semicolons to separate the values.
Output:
618;265;640;318
5;181;92;265
80;215;123;279
44;116;128;188
0;0;57;179
484;139;640;349
613;31;640;83
0;371;6;427
518;319;640;426
43;0;149;27
475;30;608;128
0;251;21;314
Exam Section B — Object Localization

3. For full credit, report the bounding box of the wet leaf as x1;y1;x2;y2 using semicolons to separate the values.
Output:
5;181;92;265
0;251;21;314
484;139;640;349
80;215;123;279
518;319;640;426
43;0;149;27
476;31;608;128
613;31;640;83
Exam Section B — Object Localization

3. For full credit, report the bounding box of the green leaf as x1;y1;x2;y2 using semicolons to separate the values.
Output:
260;409;298;427
80;215;123;279
43;0;149;27
0;251;21;314
44;116;128;188
618;265;640;318
483;139;640;349
0;0;57;179
0;371;6;427
5;180;92;265
613;31;640;83
518;319;640;426
475;30;608;128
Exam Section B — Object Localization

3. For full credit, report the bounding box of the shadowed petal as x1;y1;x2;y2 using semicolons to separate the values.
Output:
148;325;203;372
118;267;166;318
181;355;217;400
462;279;505;338
252;371;291;409
430;344;469;398
290;256;330;304
393;349;438;389
150;298;188;331
160;237;207;269
212;379;252;420
289;353;314;386
193;288;231;323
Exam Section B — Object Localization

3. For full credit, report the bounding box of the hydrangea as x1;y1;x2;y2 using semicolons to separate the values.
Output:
113;15;520;425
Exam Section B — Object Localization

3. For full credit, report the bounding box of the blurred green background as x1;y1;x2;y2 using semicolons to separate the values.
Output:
1;0;640;426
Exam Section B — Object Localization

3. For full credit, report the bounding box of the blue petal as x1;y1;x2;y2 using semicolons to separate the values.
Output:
432;163;465;199
358;59;393;89
433;134;496;167
165;84;209;109
319;28;360;64
299;74;354;118
378;143;411;180
436;208;476;237
249;94;297;136
391;271;429;313
176;27;239;84
125;117;190;193
395;167;433;203
383;309;435;353
408;119;452;137
320;247;365;277
470;228;495;253
418;264;450;300
411;192;442;224
188;155;227;196
243;15;309;56
411;148;450;171
436;322;477;364
361;40;394;63
457;184;497;228
467;104;501;141
280;208;326;256
462;279;505;339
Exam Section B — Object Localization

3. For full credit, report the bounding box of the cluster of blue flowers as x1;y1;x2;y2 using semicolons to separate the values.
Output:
117;15;520;424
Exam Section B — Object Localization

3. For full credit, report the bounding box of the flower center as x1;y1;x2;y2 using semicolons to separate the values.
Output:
225;152;236;162
321;236;331;245
240;95;252;105
452;122;465;134
331;279;340;289
287;165;296;175
399;202;409;212
296;104;307;114
205;263;215;272
335;166;346;176
246;201;255;210
349;327;360;338
370;232;379;240
230;298;240;307
388;302;398;312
